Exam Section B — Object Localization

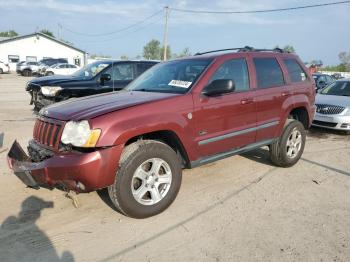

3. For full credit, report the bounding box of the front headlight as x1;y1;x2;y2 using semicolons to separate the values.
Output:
61;120;101;147
41;86;62;97
345;107;350;116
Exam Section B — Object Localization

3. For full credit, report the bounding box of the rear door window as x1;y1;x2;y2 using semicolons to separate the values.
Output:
283;58;308;83
136;63;155;76
253;58;285;88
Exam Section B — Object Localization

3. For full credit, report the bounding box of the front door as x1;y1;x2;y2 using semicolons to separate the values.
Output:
111;62;135;90
193;57;256;158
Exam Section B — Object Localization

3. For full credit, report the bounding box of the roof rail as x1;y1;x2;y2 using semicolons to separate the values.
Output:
194;46;289;56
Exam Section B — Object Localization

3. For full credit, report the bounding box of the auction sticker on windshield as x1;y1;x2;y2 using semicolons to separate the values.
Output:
168;80;192;88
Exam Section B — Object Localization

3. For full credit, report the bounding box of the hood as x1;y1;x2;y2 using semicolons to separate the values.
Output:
316;94;350;108
30;75;83;86
41;91;178;121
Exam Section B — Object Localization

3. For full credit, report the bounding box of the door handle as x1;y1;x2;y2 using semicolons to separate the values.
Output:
282;91;291;97
241;98;254;105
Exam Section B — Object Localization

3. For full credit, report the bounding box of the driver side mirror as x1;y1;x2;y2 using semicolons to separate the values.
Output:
203;79;235;97
100;73;111;84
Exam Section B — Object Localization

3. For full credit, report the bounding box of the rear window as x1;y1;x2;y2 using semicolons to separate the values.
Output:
284;58;308;83
253;58;285;88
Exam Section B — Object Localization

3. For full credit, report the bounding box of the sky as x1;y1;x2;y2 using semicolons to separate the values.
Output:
0;0;349;65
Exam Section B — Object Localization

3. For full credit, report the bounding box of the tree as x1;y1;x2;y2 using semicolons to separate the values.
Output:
274;45;295;53
310;60;323;67
143;39;162;60
143;39;172;60
174;47;191;58
0;30;18;37
40;29;55;38
338;51;350;71
90;54;111;59
283;45;295;53
120;55;129;60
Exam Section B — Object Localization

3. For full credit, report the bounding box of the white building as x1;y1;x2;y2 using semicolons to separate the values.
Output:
0;32;86;71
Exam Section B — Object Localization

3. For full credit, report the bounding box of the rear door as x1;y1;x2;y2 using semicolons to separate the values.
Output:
251;55;287;142
194;57;256;157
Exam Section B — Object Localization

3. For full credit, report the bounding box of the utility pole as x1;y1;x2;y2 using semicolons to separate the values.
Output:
162;6;170;61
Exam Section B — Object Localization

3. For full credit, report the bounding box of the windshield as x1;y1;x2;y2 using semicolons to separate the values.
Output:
126;59;213;94
321;81;350;96
72;61;111;79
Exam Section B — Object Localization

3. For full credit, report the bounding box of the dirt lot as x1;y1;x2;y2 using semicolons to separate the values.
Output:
0;73;350;262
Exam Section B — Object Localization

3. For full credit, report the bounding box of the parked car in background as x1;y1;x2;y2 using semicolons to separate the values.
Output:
0;61;10;74
16;61;39;76
26;60;158;110
312;73;335;90
9;47;315;218
37;58;69;76
45;63;79;76
332;73;344;80
312;78;350;134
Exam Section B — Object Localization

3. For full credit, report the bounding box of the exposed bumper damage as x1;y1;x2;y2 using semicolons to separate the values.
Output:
29;90;55;111
7;140;123;193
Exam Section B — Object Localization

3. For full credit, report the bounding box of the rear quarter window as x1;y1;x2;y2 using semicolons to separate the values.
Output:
283;58;308;83
253;58;285;88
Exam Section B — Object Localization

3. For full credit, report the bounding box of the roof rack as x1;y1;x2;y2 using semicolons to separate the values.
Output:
194;46;289;56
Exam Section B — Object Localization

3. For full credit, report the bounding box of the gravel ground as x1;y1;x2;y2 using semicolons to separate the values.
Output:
0;73;349;262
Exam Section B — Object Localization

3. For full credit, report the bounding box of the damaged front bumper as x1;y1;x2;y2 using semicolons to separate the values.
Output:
7;140;123;192
29;90;55;111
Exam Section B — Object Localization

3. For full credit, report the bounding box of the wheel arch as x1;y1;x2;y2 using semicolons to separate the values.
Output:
124;130;191;168
288;106;310;129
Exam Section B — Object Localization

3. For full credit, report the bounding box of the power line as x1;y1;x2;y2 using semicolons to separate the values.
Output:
80;15;163;43
169;1;350;14
61;10;163;37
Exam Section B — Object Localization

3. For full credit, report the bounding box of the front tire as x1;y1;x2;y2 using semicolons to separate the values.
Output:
270;120;306;167
108;140;182;218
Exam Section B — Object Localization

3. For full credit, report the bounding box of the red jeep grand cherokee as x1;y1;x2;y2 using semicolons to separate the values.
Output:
8;47;316;218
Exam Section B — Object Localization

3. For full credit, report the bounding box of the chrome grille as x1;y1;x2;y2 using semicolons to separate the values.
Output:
33;118;63;149
315;104;345;115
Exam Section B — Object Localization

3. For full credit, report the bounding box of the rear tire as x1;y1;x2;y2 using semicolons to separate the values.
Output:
108;140;182;218
0;68;3;74
22;69;32;77
270;120;306;167
46;72;54;76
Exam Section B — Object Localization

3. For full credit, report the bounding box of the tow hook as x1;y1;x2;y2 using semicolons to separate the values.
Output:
65;191;80;208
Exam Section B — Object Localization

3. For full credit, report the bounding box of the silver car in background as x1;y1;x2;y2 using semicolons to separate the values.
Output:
312;79;350;134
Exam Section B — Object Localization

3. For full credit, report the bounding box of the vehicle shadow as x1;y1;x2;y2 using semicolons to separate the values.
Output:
0;196;74;262
308;126;349;138
240;147;275;167
96;188;119;212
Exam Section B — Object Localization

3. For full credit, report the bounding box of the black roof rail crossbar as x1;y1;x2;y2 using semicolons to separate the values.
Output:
195;46;254;56
195;46;288;56
253;47;287;53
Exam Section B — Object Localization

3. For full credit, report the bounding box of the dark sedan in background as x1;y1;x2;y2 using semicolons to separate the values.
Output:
26;60;158;110
312;73;335;90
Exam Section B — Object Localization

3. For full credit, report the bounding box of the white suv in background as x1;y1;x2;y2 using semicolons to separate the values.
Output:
0;61;10;74
45;63;79;76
